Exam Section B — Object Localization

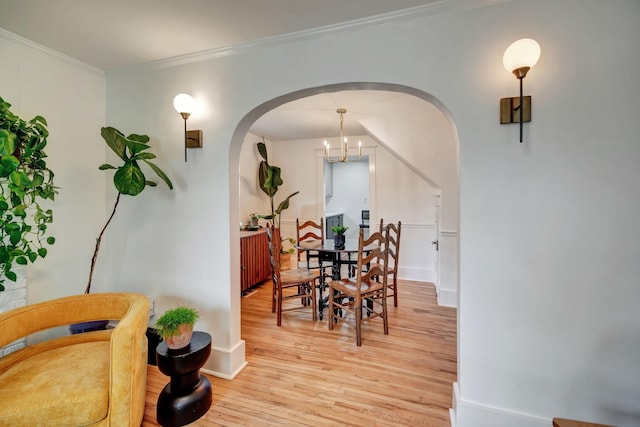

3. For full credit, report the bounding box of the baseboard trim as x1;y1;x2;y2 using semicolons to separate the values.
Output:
202;339;247;379
399;266;435;283
452;382;551;427
438;288;457;307
202;361;248;380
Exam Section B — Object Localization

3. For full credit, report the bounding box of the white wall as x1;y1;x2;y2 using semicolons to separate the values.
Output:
360;93;458;230
374;143;437;282
0;30;106;307
453;1;640;426
360;93;459;304
9;0;634;425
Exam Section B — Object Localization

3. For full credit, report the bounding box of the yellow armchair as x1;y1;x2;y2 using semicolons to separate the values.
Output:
0;292;150;426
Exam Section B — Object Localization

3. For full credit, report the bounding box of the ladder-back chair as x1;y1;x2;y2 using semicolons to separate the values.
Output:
296;218;333;281
379;219;402;307
296;218;324;268
267;224;317;326
327;227;390;346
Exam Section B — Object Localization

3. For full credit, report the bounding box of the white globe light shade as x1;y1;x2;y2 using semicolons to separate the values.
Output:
173;93;197;114
503;38;541;73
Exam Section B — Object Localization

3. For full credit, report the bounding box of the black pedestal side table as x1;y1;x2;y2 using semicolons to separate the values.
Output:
156;331;212;427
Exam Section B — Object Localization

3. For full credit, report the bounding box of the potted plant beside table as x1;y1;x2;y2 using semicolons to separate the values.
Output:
154;305;200;350
154;306;212;426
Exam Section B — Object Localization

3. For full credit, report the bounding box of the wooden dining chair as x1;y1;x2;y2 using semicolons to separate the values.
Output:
379;219;402;307
296;217;333;281
295;218;324;268
352;219;402;307
327;227;390;346
267;224;317;326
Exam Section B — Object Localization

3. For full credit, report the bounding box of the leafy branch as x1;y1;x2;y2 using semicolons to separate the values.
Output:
85;127;173;294
257;140;298;254
257;140;298;228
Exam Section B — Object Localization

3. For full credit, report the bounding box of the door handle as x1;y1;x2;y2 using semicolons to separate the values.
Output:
431;240;439;251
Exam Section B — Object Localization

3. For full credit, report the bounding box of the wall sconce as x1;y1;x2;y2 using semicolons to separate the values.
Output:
500;38;541;142
173;93;203;162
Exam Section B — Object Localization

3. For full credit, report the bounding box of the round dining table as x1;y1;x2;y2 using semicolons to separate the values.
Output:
295;239;372;319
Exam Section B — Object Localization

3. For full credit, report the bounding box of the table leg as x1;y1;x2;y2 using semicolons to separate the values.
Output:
317;272;326;320
317;255;338;321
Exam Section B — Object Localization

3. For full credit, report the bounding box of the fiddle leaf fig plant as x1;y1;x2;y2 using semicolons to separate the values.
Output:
257;139;298;253
0;96;56;291
85;126;173;294
257;140;298;227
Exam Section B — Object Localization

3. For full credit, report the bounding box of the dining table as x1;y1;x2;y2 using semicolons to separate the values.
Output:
295;239;373;320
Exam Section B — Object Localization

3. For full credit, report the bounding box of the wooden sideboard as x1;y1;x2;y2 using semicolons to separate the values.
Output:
240;229;271;293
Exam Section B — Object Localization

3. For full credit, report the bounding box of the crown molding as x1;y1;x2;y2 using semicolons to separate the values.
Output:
139;0;510;71
0;0;507;74
0;28;104;77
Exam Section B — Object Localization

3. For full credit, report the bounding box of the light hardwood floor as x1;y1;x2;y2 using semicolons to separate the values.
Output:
143;279;457;426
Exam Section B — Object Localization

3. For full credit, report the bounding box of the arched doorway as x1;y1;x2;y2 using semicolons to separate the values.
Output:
229;81;460;367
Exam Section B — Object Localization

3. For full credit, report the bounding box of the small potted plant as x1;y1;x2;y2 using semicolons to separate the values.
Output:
155;306;200;350
248;213;259;228
331;225;349;249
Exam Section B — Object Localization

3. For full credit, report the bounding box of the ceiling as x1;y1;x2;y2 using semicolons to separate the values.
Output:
0;0;440;71
250;89;421;141
0;0;442;141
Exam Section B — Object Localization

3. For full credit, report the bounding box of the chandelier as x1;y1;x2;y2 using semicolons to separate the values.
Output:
323;108;362;163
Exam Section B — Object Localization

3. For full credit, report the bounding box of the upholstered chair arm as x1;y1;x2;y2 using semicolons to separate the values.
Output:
107;293;150;426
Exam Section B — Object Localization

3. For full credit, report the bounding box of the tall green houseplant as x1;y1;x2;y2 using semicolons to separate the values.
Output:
257;140;298;253
0;96;56;291
85;126;173;294
257;140;298;228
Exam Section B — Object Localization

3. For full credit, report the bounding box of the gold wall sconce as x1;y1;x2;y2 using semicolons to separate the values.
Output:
173;93;203;162
500;38;541;142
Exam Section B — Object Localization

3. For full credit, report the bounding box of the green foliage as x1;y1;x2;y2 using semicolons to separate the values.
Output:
256;140;299;254
99;127;172;195
256;140;298;228
281;236;296;254
154;306;200;338
331;225;348;235
85;127;173;294
0;96;57;291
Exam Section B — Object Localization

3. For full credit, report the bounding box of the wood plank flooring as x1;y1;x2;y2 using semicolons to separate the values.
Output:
142;279;457;426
